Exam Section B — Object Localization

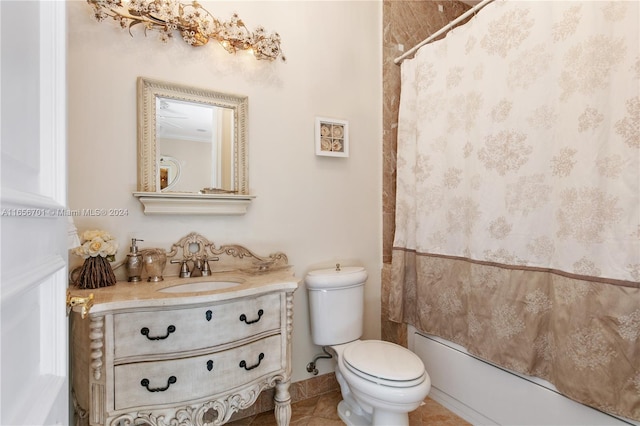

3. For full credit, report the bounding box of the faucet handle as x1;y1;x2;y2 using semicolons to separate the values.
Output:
170;259;190;278
201;257;211;276
201;256;219;277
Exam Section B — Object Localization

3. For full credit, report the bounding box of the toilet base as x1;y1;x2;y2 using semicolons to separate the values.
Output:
337;399;411;426
372;409;409;426
337;400;370;426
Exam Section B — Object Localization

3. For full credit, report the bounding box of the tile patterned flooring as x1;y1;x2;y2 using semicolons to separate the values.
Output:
227;389;471;425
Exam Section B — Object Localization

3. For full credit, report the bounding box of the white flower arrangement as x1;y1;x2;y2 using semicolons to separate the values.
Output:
72;230;118;261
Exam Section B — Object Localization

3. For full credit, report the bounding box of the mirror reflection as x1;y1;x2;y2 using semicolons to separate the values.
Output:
136;77;249;195
159;155;181;191
156;98;234;192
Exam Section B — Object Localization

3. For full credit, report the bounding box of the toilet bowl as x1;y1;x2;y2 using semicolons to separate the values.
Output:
330;340;431;426
306;266;431;426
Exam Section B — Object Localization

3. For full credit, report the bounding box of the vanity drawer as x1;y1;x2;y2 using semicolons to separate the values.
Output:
113;293;281;359
113;334;282;411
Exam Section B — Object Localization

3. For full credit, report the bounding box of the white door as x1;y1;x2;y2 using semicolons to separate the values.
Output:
1;1;69;424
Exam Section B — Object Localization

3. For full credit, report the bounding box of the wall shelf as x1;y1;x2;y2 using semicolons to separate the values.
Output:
133;192;255;215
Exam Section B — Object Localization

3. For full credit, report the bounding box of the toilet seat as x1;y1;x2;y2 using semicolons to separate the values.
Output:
343;340;425;388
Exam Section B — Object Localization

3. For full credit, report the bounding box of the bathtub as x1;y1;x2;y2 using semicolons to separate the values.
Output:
408;325;639;426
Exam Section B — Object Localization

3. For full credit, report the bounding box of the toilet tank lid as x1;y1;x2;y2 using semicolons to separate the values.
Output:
305;266;367;289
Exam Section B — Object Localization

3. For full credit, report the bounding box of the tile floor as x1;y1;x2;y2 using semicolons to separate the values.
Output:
227;389;471;425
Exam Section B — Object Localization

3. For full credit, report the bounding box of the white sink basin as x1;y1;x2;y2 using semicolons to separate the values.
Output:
159;280;242;293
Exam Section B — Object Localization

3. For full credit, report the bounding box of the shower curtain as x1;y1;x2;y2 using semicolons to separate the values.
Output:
390;0;639;421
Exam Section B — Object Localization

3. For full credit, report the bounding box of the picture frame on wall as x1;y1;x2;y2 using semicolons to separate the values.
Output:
315;117;349;157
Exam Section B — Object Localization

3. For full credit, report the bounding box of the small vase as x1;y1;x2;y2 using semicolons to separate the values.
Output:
143;249;167;282
76;256;117;289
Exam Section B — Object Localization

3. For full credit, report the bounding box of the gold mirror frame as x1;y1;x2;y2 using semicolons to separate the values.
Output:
134;77;254;215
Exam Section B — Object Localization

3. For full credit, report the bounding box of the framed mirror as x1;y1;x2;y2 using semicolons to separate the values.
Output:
134;77;253;215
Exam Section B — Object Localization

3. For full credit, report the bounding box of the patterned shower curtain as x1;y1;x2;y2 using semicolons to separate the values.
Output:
391;0;639;421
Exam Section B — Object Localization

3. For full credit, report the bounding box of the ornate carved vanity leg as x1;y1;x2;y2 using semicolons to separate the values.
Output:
89;315;106;425
274;379;292;426
274;291;294;425
89;316;104;380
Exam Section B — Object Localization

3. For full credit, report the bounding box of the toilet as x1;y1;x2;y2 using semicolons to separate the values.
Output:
305;266;431;426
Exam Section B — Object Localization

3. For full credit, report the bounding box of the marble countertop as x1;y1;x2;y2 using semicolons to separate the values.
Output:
69;266;299;314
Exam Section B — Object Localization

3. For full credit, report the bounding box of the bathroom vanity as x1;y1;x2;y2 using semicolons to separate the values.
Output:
69;241;297;426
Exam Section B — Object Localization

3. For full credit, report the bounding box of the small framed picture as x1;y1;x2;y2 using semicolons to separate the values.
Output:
315;117;349;157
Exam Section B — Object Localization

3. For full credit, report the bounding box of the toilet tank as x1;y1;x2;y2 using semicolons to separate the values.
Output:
305;266;368;346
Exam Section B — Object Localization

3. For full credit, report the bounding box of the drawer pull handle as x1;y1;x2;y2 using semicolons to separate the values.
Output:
140;376;176;392
206;310;213;321
207;360;214;371
140;325;176;340
239;353;264;371
239;309;264;325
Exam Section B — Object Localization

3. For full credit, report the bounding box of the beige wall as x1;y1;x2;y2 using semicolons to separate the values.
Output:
67;0;382;383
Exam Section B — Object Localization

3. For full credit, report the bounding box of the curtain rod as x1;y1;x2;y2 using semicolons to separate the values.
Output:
394;0;495;65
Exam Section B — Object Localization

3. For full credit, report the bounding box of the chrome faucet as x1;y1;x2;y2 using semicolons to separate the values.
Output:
191;259;203;277
170;256;219;278
191;257;216;277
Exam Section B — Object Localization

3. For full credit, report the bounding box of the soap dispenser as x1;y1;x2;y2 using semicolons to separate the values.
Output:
126;238;144;282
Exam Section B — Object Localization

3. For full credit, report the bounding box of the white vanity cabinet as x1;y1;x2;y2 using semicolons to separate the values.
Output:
70;274;297;426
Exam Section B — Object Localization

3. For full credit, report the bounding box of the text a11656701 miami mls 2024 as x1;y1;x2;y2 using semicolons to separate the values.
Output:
0;207;129;217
